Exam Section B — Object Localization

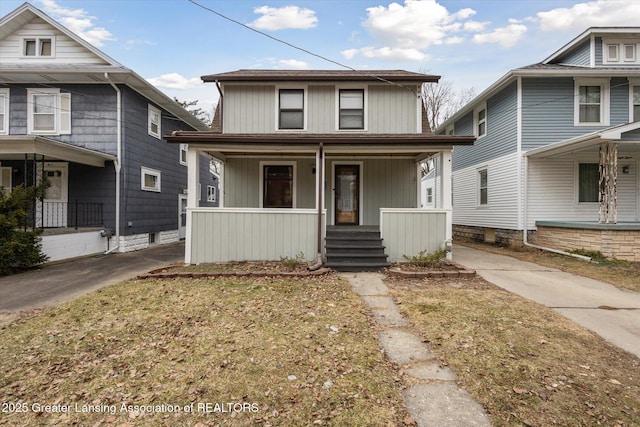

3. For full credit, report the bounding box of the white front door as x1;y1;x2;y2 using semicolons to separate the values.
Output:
43;162;68;227
178;194;187;239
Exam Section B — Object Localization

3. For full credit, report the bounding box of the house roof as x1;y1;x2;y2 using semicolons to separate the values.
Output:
202;69;440;83
542;27;640;65
0;2;209;132
0;135;116;167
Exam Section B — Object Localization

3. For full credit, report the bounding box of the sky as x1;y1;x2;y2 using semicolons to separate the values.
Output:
3;0;640;118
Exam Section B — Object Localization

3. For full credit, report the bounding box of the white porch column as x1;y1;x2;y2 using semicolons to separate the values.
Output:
185;148;200;264
440;149;453;258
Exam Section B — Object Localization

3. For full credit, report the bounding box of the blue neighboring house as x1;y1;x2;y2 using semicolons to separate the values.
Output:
436;27;640;262
0;2;216;262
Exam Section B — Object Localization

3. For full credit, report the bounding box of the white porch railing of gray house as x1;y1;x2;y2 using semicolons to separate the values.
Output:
380;208;451;262
187;208;326;264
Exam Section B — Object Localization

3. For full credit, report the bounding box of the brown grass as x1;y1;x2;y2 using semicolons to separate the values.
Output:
387;275;640;427
0;276;406;426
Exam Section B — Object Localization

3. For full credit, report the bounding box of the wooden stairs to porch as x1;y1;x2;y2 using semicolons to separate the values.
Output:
324;226;389;272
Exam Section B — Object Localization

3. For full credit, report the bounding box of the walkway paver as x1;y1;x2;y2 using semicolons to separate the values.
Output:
341;272;491;427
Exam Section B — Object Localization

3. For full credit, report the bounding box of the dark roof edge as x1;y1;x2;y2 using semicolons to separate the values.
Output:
201;69;440;83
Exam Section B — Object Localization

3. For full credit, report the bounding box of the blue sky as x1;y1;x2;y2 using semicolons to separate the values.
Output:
3;0;640;115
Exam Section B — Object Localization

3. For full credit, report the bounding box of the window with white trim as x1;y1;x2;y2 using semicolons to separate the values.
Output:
578;163;599;203
633;86;640;121
27;88;71;135
339;89;365;130
426;188;433;204
278;89;304;130
574;79;609;126
207;185;217;202
0;89;8;134
180;144;188;166
141;167;161;192
603;39;638;64
474;105;487;138
22;36;54;57
478;168;488;206
261;162;296;208
148;104;161;139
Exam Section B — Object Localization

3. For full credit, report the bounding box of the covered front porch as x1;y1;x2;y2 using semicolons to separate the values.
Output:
174;133;471;266
525;122;640;261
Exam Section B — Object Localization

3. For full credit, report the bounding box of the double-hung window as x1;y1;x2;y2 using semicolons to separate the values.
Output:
0;89;8;135
474;104;487;138
574;79;609;126
261;163;295;208
148;104;161;139
278;89;304;130
339;89;364;130
578;163;599;203
27;88;71;135
478;168;488;206
632;85;640;122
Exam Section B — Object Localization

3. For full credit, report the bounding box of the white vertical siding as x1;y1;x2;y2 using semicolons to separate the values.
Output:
368;85;418;133
190;209;325;263
381;209;448;262
453;152;520;229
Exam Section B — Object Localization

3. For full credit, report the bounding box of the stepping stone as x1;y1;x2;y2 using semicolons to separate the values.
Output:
379;329;434;365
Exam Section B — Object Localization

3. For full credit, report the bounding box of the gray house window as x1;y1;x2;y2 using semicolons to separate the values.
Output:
578;86;601;123
478;168;488;205
578;163;599;203
263;165;293;208
339;89;364;129
279;89;304;129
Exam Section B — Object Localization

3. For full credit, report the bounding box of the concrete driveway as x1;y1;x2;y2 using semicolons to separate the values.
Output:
0;242;184;322
453;244;640;359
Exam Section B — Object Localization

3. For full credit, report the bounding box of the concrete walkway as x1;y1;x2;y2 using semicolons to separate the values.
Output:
341;273;491;427
453;245;640;359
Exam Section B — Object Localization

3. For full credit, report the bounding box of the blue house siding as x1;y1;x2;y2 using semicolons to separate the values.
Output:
452;81;518;171
198;153;219;208
611;77;630;125
556;39;591;66
68;162;116;230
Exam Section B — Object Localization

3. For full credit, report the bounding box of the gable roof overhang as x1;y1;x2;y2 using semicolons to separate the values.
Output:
202;69;440;84
526;121;640;158
542;27;640;65
0;135;117;167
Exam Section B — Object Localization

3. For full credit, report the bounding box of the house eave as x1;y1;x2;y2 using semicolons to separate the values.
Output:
0;135;117;167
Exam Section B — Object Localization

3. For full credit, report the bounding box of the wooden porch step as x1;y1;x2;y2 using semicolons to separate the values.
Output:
324;226;389;272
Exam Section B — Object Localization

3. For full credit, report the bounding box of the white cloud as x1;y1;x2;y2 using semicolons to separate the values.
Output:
463;21;489;32
341;46;428;61
146;73;202;90
472;23;527;48
249;5;318;31
277;59;309;69
536;0;640;33
40;0;115;47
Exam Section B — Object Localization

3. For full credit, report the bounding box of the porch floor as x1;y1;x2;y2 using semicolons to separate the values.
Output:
326;225;379;232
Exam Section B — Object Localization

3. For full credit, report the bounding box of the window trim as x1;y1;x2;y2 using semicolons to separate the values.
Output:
338;88;365;130
141;166;161;192
575;160;600;205
603;39;639;64
335;84;367;132
477;167;488;207
629;79;640;122
259;161;296;208
275;86;307;131
207;185;217;203
21;35;55;58
26;88;71;135
474;104;487;139
148;104;162;139
179;144;188;166
574;78;610;126
0;89;8;135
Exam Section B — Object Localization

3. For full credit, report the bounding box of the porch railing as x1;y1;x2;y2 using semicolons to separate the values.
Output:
37;201;104;229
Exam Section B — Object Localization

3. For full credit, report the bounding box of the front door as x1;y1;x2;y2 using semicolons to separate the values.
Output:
43;163;68;227
178;194;187;239
335;165;360;225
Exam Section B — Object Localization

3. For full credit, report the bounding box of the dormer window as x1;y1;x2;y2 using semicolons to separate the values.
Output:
22;36;54;57
603;39;638;64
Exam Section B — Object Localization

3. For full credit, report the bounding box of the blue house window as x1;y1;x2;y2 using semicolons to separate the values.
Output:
578;163;599;203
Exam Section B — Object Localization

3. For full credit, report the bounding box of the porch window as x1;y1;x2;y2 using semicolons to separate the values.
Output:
0;89;8;134
148;105;161;139
478;168;488;206
263;165;294;208
278;89;304;130
426;188;433;204
141;166;161;192
339;89;364;129
633;86;640;121
0;167;11;194
27;89;71;135
578;163;599;203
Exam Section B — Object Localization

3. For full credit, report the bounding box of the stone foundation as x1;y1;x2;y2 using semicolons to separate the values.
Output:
453;225;532;248
108;229;181;253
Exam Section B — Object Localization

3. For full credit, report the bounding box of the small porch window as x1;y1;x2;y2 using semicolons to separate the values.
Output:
633;86;640;121
339;89;364;129
180;144;188;166
478;168;488;206
262;164;294;208
578;163;599;203
207;185;217;202
278;89;304;130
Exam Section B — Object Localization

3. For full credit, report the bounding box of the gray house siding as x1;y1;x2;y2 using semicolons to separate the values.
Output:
452;81;518;171
68;162;116;230
555;39;591;66
611;77;630;124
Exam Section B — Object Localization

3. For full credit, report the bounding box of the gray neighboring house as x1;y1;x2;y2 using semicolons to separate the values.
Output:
0;2;215;262
436;27;640;262
167;69;474;270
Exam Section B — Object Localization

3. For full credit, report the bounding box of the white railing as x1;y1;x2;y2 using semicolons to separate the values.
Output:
188;208;326;264
380;208;451;262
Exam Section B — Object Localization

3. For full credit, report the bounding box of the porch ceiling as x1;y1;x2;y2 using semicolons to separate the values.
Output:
0;136;116;167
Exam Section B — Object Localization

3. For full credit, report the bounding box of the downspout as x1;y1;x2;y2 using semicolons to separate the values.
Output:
308;142;324;271
105;73;122;254
215;80;223;132
522;155;592;262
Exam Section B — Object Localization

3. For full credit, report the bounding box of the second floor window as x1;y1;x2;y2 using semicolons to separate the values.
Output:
339;89;364;129
23;37;53;57
279;89;304;130
574;79;609;126
578;86;601;123
148;105;161;139
27;89;71;135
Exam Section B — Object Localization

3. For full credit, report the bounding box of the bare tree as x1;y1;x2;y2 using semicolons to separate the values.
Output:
174;98;212;126
421;79;476;131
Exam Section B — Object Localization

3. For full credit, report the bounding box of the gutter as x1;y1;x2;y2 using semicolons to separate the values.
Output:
522;155;592;262
105;73;122;254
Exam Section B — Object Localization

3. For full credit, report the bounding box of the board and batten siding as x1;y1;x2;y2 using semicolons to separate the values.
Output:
189;209;325;263
368;85;418;133
452;81;518;171
453;151;520;230
307;85;335;132
224;157;316;209
527;155;638;228
381;209;447;262
0;17;108;64
223;85;275;133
